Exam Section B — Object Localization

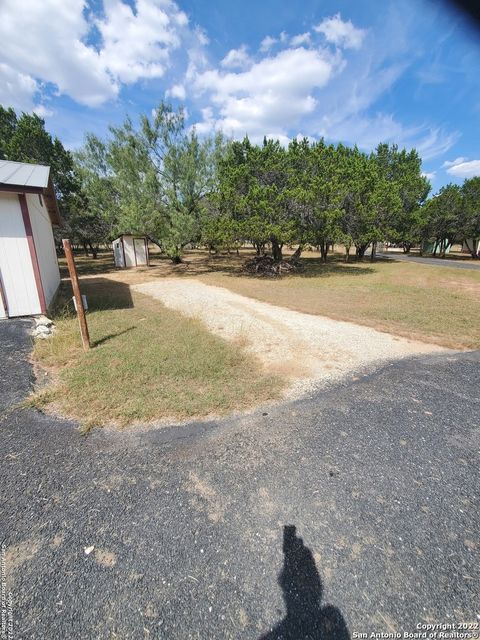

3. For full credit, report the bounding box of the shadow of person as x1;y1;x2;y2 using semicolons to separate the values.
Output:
259;525;350;640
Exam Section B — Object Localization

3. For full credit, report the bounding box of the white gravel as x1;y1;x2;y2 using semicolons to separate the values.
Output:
134;279;447;398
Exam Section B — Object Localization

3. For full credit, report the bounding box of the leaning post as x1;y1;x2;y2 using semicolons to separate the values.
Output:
62;238;90;350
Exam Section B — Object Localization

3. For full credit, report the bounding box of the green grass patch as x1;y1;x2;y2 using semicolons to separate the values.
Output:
32;278;280;429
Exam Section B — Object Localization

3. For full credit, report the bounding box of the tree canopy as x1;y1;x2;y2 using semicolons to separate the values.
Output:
2;101;479;262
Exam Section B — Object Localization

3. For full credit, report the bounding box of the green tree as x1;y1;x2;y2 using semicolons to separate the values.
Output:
0;106;77;203
460;177;480;258
374;143;430;253
421;184;463;257
97;102;225;262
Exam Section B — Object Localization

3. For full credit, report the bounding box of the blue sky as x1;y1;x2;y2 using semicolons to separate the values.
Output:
1;0;479;189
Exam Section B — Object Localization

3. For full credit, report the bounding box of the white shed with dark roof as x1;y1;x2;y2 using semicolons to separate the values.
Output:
0;160;61;318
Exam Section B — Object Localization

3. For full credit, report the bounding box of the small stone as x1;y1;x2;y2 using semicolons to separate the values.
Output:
35;315;53;327
84;545;95;555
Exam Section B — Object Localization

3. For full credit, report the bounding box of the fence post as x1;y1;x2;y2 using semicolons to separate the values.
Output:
62;239;90;350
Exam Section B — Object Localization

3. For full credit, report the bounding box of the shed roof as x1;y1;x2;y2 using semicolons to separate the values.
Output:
0;160;50;188
0;160;61;226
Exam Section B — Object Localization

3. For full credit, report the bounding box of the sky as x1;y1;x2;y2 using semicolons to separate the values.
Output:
1;0;479;189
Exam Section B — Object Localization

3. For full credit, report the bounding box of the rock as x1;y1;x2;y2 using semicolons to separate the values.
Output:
32;324;55;339
35;315;54;327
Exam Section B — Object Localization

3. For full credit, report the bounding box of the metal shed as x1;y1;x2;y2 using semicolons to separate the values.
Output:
113;234;149;268
0;160;61;319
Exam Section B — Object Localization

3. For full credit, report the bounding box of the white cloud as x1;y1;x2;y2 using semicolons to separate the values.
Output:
444;158;480;178
314;14;366;50
414;128;460;161
442;157;466;168
259;36;277;52
221;45;252;70
33;105;54;118
290;32;311;47
422;171;436;181
193;46;340;141
166;83;186;100
0;0;195;109
0;62;38;112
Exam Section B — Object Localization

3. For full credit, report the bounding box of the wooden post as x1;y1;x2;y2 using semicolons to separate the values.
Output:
62;239;90;350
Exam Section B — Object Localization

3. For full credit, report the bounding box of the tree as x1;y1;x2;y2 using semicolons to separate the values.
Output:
93;102;225;262
421;184;463;257
0;106;78;204
374;143;430;253
460;177;480;258
72;135;117;257
288;140;343;263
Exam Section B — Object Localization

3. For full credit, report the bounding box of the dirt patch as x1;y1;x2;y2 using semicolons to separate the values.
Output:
186;472;225;523
134;279;447;398
94;549;117;568
4;539;41;583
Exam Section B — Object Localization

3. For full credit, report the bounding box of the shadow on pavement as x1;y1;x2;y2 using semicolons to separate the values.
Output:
260;525;350;640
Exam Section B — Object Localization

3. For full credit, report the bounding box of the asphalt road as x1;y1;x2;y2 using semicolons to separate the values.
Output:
378;252;480;271
1;320;479;639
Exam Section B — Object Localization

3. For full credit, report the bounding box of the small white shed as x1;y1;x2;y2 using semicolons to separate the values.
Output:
113;234;149;268
0;160;61;319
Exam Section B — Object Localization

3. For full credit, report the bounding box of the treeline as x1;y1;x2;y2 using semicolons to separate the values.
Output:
1;103;479;260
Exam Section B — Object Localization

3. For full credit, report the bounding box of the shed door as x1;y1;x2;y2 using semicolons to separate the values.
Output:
134;238;147;265
0;194;41;317
113;240;125;268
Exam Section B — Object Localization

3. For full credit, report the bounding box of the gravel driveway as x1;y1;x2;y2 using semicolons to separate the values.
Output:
0;320;479;638
135;279;445;397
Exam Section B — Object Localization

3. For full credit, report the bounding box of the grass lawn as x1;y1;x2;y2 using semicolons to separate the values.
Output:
194;253;479;350
31;246;478;429
94;246;477;351
63;248;480;350
31;276;280;429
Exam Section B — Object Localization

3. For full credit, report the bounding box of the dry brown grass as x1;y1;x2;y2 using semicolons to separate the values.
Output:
116;246;479;350
63;246;480;350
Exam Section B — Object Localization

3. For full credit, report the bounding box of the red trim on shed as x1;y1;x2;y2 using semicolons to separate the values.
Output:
0;270;8;318
18;194;47;314
0;184;43;195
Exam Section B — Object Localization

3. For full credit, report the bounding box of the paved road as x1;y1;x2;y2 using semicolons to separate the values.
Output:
378;252;480;271
1;320;479;639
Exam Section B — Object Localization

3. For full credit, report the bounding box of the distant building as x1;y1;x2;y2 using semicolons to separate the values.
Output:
112;234;149;268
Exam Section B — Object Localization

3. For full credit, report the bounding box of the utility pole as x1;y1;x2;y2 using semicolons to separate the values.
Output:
62;239;90;350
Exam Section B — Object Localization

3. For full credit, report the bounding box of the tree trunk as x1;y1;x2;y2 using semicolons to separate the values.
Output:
291;244;303;260
465;238;479;259
344;245;351;262
83;242;89;257
271;237;283;261
88;243;98;259
370;241;377;262
355;244;368;261
319;241;328;263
